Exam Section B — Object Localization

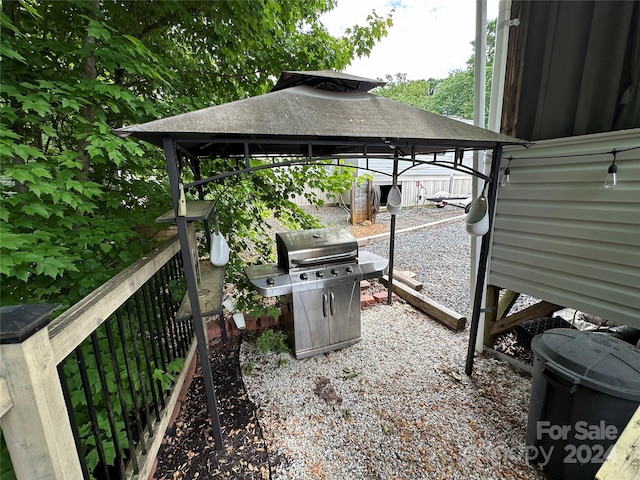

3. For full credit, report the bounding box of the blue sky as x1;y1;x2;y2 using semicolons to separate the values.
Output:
321;0;499;81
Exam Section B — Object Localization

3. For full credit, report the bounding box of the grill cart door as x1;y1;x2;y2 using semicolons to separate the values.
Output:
288;278;361;359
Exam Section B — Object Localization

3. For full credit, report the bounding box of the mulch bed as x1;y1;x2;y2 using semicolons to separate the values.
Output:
153;334;276;479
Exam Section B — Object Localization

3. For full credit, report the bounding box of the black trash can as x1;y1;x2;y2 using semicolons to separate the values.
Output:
526;328;640;479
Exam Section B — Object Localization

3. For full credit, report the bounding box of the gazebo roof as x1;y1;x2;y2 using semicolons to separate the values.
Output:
113;70;527;159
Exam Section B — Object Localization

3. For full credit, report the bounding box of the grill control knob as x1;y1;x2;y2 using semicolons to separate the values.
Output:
266;277;275;286
331;268;339;276
316;271;324;278
346;266;353;274
300;273;308;281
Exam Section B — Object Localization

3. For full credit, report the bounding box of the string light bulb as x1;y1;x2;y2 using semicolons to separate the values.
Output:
604;150;618;189
500;157;512;187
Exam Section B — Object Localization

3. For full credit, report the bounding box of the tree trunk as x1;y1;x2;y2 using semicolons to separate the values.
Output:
79;0;100;181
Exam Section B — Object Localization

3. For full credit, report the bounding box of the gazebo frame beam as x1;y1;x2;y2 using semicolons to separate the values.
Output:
182;141;492;189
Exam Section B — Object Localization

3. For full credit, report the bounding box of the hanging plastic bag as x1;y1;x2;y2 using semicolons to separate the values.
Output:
210;231;229;266
210;214;230;266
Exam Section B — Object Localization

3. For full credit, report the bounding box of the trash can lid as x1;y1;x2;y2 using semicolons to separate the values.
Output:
531;328;640;400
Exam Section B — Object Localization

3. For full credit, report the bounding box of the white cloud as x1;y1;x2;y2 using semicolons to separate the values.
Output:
321;0;499;81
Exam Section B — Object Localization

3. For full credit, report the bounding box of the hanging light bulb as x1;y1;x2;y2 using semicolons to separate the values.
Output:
604;164;617;189
604;150;618;189
500;166;511;187
500;157;512;187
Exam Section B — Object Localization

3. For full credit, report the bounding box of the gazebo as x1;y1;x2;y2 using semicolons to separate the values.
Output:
114;70;528;448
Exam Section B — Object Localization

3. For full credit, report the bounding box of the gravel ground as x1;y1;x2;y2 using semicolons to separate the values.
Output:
241;304;544;479
303;203;464;243
238;204;546;479
301;204;537;321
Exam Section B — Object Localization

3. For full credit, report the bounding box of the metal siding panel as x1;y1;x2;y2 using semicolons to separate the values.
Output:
489;271;639;328
490;130;640;325
451;178;473;195
492;231;638;267
403;182;419;204
494;215;640;245
497;200;638;224
497;185;640;203
491;244;639;286
291;178;472;206
292;188;338;206
490;259;639;307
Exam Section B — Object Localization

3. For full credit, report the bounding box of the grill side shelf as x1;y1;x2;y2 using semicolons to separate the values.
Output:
359;250;389;280
245;264;292;297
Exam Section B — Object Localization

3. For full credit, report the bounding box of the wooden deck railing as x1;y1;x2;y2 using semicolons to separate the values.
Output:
0;236;197;480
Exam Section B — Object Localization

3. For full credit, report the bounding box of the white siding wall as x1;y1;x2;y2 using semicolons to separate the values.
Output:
293;118;478;207
491;129;640;327
395;176;472;202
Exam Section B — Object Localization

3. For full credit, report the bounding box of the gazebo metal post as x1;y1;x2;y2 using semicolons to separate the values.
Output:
387;151;399;305
465;144;503;376
163;136;223;449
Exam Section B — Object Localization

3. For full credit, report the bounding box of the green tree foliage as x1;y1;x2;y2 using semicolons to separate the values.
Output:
430;68;475;118
375;73;441;111
375;19;496;121
0;0;392;307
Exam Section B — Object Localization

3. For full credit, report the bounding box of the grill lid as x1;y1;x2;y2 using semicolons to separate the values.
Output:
277;227;358;271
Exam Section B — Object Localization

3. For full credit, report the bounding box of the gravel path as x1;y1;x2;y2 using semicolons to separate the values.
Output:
239;205;545;479
302;204;536;319
363;221;472;318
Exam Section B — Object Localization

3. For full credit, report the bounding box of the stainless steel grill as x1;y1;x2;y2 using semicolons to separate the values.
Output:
245;227;387;359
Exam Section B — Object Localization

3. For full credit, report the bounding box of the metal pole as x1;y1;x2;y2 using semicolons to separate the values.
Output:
191;154;213;256
387;152;399;305
163;136;223;449
465;144;503;376
470;0;488;351
488;0;513;133
387;215;396;305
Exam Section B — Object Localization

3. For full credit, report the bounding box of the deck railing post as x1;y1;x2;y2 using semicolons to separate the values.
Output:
0;304;84;480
